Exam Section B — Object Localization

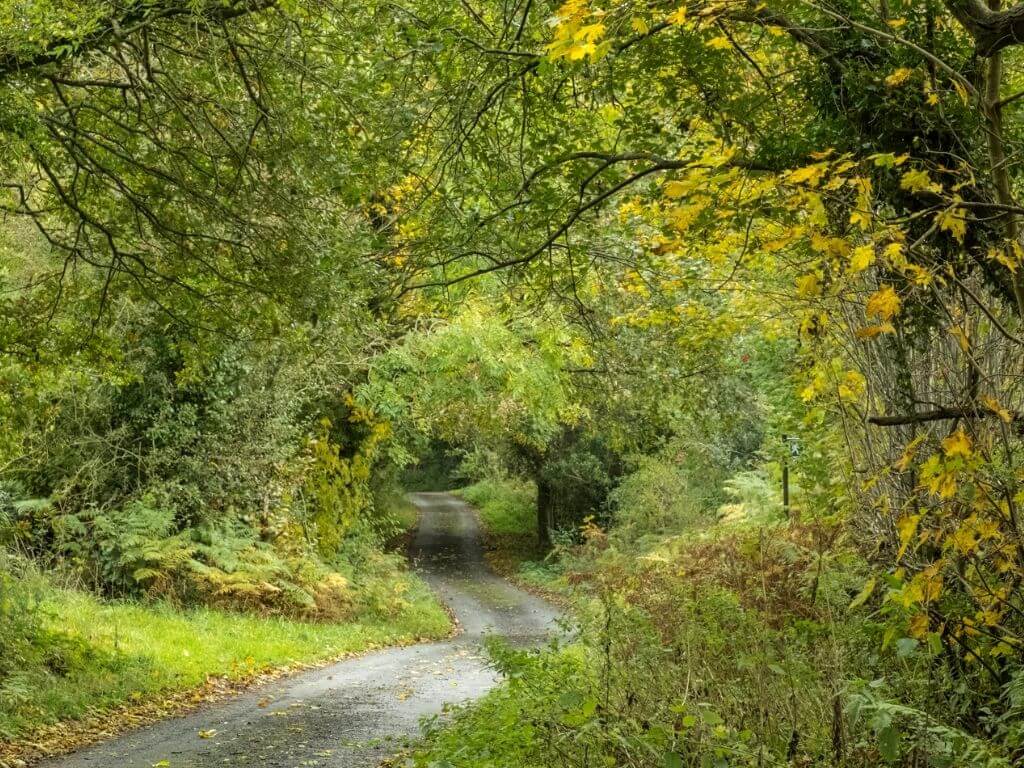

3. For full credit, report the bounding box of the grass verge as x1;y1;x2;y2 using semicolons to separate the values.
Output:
0;573;450;764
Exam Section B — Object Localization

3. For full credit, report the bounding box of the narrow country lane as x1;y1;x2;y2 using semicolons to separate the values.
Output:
39;493;559;768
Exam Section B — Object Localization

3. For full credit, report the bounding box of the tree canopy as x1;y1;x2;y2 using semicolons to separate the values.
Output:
5;0;1024;763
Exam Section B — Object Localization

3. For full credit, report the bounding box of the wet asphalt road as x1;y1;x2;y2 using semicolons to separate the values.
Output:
40;493;559;768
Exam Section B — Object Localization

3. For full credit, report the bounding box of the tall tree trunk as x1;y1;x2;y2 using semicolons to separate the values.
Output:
536;474;553;548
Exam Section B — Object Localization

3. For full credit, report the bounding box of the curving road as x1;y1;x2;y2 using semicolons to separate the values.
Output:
40;493;558;768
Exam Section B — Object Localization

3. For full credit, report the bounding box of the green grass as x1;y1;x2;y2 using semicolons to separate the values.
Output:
455;478;535;535
0;575;450;741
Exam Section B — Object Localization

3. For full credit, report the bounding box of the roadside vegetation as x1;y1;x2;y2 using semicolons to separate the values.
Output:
417;462;1012;768
0;553;448;744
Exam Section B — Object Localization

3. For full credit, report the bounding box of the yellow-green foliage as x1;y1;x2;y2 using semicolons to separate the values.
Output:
305;397;392;560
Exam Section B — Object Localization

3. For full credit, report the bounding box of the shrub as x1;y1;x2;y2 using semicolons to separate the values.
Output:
607;455;709;543
716;469;783;524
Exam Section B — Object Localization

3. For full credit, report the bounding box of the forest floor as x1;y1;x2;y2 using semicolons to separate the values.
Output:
33;493;559;768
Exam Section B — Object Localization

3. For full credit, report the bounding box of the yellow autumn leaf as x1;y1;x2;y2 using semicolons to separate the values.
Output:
663;180;688;199
896;513;921;559
799;310;826;338
950;525;980;555
795;273;821;297
630;16;649;33
574;22;605;42
882;242;905;266
850;208;871;228
870;152;909;168
665;5;687;24
668;202;705;231
918;565;943;602
903;262;933;286
568;41;596;59
838;370;866;402
900;168;941;194
942;427;972;459
989;243;1020;274
908;612;929;639
952;78;970;105
885;67;914;87
980;394;1013;423
786;163;828;187
849;244;875;273
936;205;967;243
948;324;970;352
706;35;732;50
856;322;895;339
866;284;901;320
849;176;873;228
848;576;876;609
810;233;849;257
894;435;925;472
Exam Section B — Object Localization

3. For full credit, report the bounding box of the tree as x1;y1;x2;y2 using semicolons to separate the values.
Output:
362;303;586;545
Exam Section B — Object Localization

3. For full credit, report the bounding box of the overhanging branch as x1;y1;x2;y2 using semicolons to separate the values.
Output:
868;406;1019;426
0;0;277;81
944;0;1024;56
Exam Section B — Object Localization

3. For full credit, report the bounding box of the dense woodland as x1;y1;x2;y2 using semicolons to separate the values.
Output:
3;0;1024;765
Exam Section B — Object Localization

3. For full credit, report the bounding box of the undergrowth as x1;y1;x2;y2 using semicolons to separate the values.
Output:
411;460;1019;768
455;479;536;536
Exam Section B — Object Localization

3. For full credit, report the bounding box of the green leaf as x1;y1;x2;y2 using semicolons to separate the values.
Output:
878;725;900;762
895;637;918;658
849;576;876;609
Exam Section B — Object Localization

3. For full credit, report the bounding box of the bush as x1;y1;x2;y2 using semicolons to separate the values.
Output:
607;455;709;543
413;521;1014;768
716;469;784;524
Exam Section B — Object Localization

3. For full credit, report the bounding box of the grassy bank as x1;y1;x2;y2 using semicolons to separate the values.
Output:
0;569;450;751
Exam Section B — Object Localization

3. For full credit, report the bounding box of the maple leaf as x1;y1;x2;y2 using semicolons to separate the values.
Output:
786;163;827;187
900;168;941;194
856;322;895;339
849;244;875;273
663;180;688;199
908;613;930;639
980;394;1013;423
665;5;687;24
897;513;921;559
942;428;972;459
988;243;1020;274
936;205;967;243
882;242;905;266
866;285;901;320
795;273;821;297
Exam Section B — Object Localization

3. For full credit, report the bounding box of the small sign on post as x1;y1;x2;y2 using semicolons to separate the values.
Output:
782;435;800;518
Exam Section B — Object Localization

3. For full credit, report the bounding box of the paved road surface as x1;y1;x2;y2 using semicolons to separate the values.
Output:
40;493;558;768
